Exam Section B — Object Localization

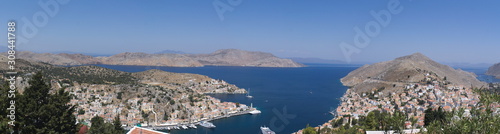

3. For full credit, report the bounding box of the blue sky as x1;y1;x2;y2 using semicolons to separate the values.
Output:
1;0;499;64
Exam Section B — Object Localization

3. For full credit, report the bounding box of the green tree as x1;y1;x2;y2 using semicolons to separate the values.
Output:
303;124;317;134
365;111;378;130
319;127;332;134
87;115;124;134
424;107;445;126
78;109;85;115
45;88;78;133
0;82;15;132
89;115;108;134
16;72;77;133
388;111;406;133
117;92;123;100
113;115;124;134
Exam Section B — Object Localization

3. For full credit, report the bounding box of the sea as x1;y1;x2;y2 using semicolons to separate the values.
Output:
95;64;499;134
460;67;500;83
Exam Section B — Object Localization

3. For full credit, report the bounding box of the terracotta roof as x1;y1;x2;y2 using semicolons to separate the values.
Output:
126;126;169;134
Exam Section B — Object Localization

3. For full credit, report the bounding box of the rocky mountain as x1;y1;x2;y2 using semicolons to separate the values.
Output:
13;51;85;66
188;49;305;67
8;49;304;67
98;52;203;67
341;53;487;94
486;63;500;79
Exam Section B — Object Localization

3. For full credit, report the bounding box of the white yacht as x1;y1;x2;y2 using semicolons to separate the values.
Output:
199;121;216;128
249;103;261;114
260;126;276;134
249;109;261;114
189;124;197;129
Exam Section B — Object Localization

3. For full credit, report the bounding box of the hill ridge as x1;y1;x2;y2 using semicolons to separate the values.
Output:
8;49;304;67
341;52;486;94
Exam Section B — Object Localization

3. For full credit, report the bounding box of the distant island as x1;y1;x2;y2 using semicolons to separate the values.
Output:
295;53;499;134
287;57;347;64
486;63;500;79
8;49;305;67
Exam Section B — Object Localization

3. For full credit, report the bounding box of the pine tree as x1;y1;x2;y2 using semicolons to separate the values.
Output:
89;115;105;134
15;72;77;133
89;115;122;134
46;88;78;133
113;115;124;133
16;72;52;133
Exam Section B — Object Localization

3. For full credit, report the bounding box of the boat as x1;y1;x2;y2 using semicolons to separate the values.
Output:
249;109;261;114
329;107;337;116
329;110;336;116
189;124;197;128
181;125;188;129
199;121;216;128
246;88;253;98
260;126;276;134
249;103;261;114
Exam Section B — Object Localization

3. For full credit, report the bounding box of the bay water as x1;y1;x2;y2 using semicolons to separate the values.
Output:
96;64;356;134
96;64;498;134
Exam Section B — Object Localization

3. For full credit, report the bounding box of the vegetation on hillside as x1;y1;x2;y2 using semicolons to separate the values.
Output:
42;65;136;84
0;72;128;133
0;72;78;133
87;115;124;134
1;59;136;84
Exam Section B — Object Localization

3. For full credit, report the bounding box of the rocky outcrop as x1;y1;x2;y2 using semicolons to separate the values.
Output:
486;63;500;79
341;53;487;94
10;49;304;67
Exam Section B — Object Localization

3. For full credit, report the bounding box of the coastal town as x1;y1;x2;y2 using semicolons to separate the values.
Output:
62;76;256;129
295;72;500;133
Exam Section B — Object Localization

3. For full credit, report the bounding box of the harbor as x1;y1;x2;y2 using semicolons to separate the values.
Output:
125;108;261;131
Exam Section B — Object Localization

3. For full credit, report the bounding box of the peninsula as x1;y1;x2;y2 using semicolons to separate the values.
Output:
0;55;255;129
486;63;500;79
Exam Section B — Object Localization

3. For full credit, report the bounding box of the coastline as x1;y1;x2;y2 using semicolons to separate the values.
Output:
125;108;258;131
